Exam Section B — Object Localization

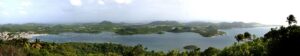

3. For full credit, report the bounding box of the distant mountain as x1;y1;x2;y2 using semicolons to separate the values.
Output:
0;21;267;30
216;22;264;29
184;21;215;27
99;21;114;25
184;21;266;29
147;21;182;26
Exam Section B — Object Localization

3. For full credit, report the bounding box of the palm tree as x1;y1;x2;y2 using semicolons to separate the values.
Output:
287;14;297;26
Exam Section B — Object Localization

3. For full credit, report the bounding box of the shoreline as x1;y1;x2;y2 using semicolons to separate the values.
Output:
25;34;48;38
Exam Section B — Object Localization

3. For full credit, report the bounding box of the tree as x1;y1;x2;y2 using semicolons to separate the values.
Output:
263;15;300;55
188;48;201;56
127;44;146;56
244;32;251;39
264;25;300;55
235;34;244;42
287;14;297;26
167;50;180;56
202;47;220;56
219;38;268;56
235;32;252;42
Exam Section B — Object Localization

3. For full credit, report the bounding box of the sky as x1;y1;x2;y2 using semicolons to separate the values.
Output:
0;0;299;25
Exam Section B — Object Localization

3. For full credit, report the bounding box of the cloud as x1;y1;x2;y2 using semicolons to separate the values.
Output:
115;0;132;4
0;2;2;6
21;1;32;7
70;0;82;6
97;0;105;5
19;10;27;15
2;11;11;17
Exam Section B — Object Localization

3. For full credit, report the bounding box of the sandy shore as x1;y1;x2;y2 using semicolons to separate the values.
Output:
24;34;48;38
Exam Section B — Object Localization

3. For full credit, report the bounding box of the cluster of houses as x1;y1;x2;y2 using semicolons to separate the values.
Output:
0;32;35;40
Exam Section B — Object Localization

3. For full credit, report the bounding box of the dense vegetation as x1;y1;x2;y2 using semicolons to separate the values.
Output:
219;14;300;56
0;38;223;56
0;38;146;56
0;26;287;56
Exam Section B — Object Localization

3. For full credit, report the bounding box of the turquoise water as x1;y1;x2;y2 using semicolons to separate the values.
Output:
31;26;275;51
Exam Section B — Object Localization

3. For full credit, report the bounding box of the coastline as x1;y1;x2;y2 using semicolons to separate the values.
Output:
25;34;48;38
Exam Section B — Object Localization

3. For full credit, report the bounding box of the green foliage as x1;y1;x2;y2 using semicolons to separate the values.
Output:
206;25;219;35
219;38;268;56
126;44;146;56
0;38;208;56
235;34;245;42
0;45;26;56
264;25;300;55
202;47;220;56
167;49;180;56
0;38;148;56
193;25;226;37
187;48;201;56
244;32;251;38
235;32;252;42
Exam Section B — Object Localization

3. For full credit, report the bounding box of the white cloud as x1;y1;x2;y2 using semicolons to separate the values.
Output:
19;10;27;15
115;0;132;4
98;0;105;5
180;0;300;25
2;12;11;17
21;1;32;7
0;2;2;6
70;0;82;6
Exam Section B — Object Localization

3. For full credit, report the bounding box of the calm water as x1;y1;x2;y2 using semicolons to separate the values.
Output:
31;26;275;51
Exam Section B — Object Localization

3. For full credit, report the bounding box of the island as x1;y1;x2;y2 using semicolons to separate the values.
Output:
0;21;264;37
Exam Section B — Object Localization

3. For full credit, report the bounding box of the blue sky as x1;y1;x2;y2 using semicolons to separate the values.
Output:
0;0;299;25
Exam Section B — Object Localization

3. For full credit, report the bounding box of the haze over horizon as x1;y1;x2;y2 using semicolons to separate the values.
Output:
0;0;299;25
